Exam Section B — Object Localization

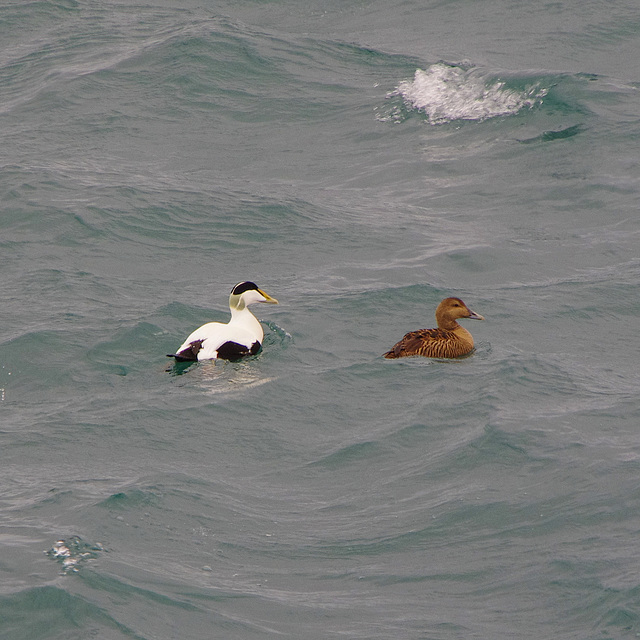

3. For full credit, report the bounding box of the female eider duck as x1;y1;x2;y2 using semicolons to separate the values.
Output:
383;297;484;359
167;281;278;362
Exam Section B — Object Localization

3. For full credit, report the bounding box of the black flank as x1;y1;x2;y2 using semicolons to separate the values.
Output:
217;340;261;360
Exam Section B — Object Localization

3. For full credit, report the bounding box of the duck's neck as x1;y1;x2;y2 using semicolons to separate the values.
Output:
230;305;263;338
436;316;474;347
437;316;459;331
453;324;474;349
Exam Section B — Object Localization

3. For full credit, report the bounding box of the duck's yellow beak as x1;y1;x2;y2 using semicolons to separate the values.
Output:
258;289;279;304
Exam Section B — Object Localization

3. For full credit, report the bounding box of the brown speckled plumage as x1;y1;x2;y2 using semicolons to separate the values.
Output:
383;297;484;359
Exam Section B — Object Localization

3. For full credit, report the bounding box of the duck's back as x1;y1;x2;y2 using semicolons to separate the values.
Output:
383;327;474;359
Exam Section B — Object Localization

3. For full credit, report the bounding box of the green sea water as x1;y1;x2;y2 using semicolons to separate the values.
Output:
1;1;640;639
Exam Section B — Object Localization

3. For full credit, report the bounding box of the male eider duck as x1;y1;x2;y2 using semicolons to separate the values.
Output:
383;297;484;359
167;281;278;362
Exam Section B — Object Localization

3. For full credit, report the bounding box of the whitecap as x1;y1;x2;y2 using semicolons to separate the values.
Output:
390;62;547;125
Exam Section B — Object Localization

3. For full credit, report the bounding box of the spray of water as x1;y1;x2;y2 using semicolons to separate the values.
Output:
388;63;547;125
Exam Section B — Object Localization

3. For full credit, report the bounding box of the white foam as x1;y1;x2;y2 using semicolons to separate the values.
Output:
46;537;105;574
391;63;547;125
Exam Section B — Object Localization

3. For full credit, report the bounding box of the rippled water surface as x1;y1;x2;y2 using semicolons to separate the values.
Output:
1;1;640;639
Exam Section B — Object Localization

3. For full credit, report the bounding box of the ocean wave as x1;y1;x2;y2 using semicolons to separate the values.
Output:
0;584;142;639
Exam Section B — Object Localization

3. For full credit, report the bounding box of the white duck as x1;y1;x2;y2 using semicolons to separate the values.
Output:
167;281;278;361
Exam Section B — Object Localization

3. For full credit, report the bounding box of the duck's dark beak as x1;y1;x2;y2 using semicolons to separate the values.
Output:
468;309;484;320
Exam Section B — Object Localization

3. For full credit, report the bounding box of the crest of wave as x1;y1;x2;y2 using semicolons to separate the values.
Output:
392;63;547;125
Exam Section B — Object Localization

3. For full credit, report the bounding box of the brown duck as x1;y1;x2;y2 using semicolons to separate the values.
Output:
383;297;484;359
